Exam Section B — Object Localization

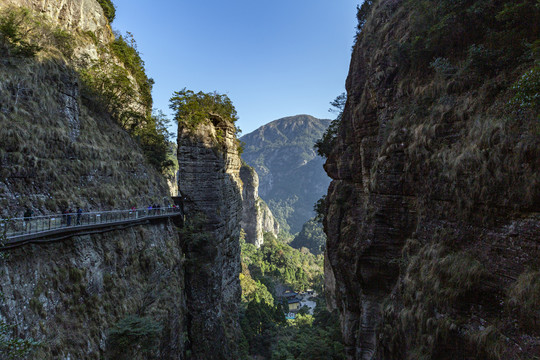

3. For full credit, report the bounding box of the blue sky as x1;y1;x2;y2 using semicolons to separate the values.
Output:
112;0;359;136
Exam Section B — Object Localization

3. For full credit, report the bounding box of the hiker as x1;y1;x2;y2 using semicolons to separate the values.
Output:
67;208;72;226
23;207;32;230
76;207;82;225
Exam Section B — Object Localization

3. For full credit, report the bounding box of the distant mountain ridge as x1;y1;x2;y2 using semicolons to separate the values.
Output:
240;115;331;234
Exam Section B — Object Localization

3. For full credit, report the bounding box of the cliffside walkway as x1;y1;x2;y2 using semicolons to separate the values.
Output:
0;207;183;250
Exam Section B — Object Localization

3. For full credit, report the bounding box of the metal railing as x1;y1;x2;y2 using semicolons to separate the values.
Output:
0;207;181;240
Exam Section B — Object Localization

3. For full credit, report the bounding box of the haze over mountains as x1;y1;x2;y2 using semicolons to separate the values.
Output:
240;114;331;234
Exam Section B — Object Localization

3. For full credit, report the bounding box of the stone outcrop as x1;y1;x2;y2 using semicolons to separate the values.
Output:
240;163;280;247
240;163;264;247
0;4;184;354
258;198;279;236
323;0;540;359
177;116;242;359
0;0;112;42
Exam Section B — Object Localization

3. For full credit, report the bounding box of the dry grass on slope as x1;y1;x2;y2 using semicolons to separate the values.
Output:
0;8;169;217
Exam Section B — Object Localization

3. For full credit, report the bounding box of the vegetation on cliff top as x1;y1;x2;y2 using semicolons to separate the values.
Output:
170;88;244;154
170;88;239;129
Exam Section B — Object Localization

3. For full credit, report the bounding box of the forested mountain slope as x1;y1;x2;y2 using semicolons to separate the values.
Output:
240;115;331;234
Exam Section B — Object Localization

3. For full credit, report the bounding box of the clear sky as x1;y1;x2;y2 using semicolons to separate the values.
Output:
112;0;359;136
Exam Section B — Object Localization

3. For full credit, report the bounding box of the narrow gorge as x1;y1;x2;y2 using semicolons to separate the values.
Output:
0;0;538;359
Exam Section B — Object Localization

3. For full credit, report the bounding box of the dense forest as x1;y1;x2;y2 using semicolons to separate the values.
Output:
239;232;345;359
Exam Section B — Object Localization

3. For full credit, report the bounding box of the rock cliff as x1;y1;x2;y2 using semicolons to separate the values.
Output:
323;0;540;359
240;163;279;247
0;222;186;359
240;163;264;247
258;197;280;236
0;2;188;359
177;116;242;359
0;1;242;359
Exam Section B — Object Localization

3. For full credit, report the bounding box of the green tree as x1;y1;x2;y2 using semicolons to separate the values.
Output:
290;219;326;255
314;93;346;158
169;88;239;129
134;111;175;172
0;7;41;57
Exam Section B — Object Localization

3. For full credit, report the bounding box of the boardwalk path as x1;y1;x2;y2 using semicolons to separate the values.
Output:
0;207;183;250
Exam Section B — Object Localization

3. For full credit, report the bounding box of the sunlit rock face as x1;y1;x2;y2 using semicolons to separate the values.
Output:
240;163;280;247
0;0;111;40
177;116;242;359
323;0;540;359
240;163;264;247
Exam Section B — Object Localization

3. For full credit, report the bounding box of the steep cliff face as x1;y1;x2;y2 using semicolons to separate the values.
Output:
0;0;110;37
240;163;279;247
0;1;167;216
0;2;186;359
258;198;280;236
240;164;264;247
177;117;242;359
0;222;186;359
0;0;112;62
324;0;540;359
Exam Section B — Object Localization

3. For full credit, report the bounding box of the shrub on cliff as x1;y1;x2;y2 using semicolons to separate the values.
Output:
0;8;41;57
106;315;162;360
97;0;116;23
110;33;153;112
314;93;345;158
396;0;540;74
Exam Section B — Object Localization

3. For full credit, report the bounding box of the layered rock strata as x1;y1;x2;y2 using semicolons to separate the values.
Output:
323;0;540;359
177;117;242;359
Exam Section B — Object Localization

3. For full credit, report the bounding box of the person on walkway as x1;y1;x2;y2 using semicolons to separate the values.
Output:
67;208;72;226
62;208;67;226
23;207;32;230
76;207;82;225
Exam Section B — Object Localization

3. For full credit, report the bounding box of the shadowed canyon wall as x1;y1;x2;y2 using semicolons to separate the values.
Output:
177;117;242;359
323;0;540;359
